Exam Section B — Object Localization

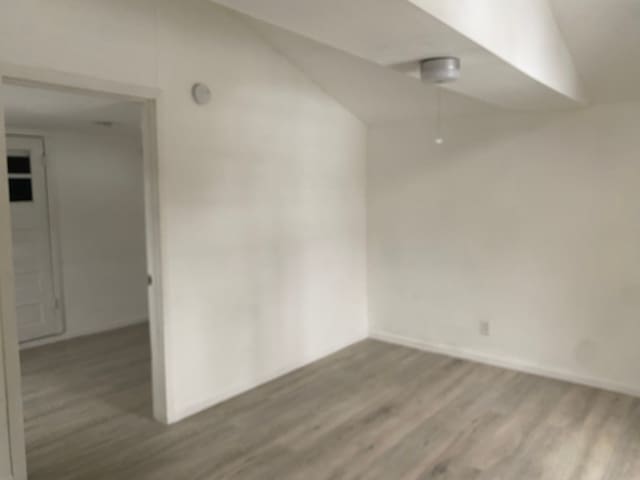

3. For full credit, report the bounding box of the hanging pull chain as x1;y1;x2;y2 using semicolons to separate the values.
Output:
435;87;444;145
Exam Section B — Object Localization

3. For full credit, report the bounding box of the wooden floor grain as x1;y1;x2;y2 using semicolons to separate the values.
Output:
20;325;640;479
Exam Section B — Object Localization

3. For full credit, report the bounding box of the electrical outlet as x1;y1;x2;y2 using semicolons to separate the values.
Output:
479;320;490;337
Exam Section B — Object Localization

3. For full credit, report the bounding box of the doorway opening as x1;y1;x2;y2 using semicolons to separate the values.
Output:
0;72;167;478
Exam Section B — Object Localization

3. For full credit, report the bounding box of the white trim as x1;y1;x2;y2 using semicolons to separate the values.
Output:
0;64;169;478
370;330;640;399
170;332;367;423
140;99;170;424
0;62;160;102
0;79;27;480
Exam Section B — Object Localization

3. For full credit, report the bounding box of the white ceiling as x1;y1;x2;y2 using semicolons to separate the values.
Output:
246;16;578;124
217;0;476;66
2;84;142;135
213;0;640;124
247;17;483;124
212;0;583;114
550;0;640;103
5;2;636;130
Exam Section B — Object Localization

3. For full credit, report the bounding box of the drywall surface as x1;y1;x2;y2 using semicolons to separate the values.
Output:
409;0;586;103
1;0;368;421
368;101;640;395
155;1;368;421
12;129;149;348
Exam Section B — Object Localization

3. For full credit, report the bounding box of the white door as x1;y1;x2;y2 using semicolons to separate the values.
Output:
6;136;62;342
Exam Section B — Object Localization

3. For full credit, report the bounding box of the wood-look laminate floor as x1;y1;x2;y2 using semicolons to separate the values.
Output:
20;325;640;480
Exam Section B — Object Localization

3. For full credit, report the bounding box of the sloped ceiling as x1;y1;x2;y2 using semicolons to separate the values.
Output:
246;17;491;125
406;0;585;103
215;0;475;65
551;0;640;103
246;16;579;123
211;0;585;117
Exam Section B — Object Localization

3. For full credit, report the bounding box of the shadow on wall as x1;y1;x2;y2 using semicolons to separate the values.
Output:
367;101;640;391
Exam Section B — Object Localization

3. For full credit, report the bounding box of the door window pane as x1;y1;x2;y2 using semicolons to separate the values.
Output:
8;155;31;174
9;178;33;202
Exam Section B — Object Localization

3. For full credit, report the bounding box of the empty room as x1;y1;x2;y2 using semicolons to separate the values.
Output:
0;0;639;479
2;83;154;478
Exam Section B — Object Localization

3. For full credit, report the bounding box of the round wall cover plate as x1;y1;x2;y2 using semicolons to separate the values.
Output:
192;83;211;105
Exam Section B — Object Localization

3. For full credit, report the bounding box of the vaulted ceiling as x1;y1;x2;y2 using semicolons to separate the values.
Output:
210;0;639;124
550;0;640;103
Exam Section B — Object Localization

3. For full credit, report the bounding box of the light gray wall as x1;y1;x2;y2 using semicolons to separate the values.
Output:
368;101;640;395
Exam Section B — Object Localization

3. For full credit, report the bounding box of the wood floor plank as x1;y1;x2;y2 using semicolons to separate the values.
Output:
19;325;640;480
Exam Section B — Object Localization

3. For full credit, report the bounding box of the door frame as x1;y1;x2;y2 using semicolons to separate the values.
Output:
0;62;168;480
6;132;67;344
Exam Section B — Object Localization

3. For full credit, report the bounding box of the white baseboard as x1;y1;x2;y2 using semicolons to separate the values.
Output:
169;331;368;423
370;330;640;399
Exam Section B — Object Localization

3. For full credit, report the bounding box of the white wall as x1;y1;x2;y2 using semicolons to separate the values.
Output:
368;101;640;396
1;0;368;422
12;129;149;348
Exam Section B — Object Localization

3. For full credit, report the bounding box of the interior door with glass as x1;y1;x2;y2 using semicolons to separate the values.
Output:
6;136;62;342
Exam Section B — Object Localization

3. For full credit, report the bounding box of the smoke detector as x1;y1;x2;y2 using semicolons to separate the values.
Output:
420;57;461;84
192;83;211;106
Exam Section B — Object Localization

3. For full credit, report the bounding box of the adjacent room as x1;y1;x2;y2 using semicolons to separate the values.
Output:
0;0;639;479
2;84;154;478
